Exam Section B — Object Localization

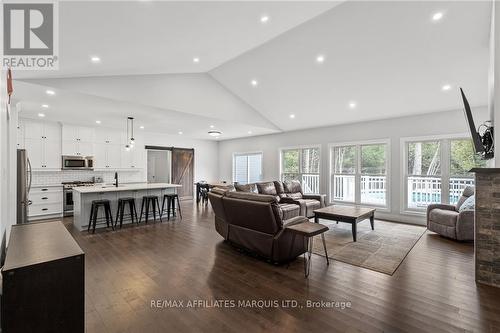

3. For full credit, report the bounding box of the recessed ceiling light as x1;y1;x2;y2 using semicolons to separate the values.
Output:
38;113;45;118
46;90;55;95
90;56;101;63
248;131;252;134
95;120;101;124
442;84;452;91
432;12;444;21
260;15;269;23
289;114;295;119
41;104;49;108
178;131;183;135
193;57;200;63
349;101;357;109
140;126;145;129
251;79;258;87
210;125;215;128
208;130;222;137
316;55;325;63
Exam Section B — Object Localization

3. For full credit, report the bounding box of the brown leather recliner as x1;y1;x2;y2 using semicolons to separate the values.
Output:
235;181;301;220
208;188;308;263
279;180;326;218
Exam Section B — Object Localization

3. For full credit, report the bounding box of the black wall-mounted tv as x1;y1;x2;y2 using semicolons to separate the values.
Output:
460;88;494;159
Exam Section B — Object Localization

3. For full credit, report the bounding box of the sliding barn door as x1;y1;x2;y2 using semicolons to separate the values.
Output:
171;148;194;199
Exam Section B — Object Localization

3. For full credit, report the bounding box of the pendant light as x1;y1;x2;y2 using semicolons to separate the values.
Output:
125;116;135;151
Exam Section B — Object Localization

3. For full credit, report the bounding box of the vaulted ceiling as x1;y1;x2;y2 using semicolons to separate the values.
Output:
14;1;491;140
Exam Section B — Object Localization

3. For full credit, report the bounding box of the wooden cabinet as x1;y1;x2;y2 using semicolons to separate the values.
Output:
23;120;61;170
2;221;84;333
62;124;95;156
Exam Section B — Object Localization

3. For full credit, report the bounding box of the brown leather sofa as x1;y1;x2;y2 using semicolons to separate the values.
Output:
234;181;301;219
234;180;326;218
208;188;308;263
277;180;326;218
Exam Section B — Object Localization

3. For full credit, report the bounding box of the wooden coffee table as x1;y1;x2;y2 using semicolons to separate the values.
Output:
313;205;375;242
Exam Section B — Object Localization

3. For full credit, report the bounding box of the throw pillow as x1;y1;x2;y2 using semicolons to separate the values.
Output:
458;195;475;213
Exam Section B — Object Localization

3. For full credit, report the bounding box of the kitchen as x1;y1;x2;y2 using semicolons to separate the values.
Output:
16;116;191;230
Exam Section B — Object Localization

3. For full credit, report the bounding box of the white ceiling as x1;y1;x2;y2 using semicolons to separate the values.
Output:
13;1;492;140
14;80;278;140
15;1;339;79
210;0;492;131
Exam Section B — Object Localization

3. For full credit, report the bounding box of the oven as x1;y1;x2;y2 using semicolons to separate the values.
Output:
63;186;74;216
62;155;94;170
63;181;95;216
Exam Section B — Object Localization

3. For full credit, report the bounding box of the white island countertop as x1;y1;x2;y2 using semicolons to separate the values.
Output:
73;183;182;194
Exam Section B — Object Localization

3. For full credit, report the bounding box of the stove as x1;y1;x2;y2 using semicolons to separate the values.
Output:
63;181;95;216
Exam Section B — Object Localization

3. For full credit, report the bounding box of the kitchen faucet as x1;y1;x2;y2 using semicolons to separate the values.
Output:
114;172;118;187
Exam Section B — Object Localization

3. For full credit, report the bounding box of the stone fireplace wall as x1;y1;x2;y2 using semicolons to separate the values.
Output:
473;169;500;288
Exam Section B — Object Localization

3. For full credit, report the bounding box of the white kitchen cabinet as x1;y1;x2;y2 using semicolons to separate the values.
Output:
25;138;43;169
94;143;121;169
28;185;63;220
24;120;44;139
121;146;144;169
62;140;94;156
62;124;95;142
62;125;95;156
107;144;122;168
93;143;107;169
95;128;122;145
23;120;61;170
44;140;62;169
17;119;25;149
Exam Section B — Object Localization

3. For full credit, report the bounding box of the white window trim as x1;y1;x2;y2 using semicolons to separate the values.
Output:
399;133;469;216
278;144;322;192
232;151;263;184
328;139;391;211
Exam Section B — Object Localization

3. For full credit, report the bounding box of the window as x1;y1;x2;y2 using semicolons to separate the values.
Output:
403;137;486;212
280;147;320;194
450;139;486;204
330;141;389;207
233;152;263;184
406;141;442;209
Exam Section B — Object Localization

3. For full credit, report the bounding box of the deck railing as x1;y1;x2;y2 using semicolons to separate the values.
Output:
297;174;473;207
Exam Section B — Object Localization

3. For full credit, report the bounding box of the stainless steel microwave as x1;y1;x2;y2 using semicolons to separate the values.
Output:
62;155;94;170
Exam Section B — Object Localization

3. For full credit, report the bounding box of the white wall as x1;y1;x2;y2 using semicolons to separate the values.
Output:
218;107;489;224
0;71;18;241
492;1;500;166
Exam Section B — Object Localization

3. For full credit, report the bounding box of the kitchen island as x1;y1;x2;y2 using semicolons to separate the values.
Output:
73;183;182;231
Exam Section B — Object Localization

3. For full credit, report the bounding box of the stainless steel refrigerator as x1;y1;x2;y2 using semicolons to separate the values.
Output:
17;149;32;224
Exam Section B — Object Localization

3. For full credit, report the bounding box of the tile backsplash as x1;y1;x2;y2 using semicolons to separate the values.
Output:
32;170;146;186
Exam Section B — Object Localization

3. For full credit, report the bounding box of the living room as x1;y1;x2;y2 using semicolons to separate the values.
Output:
0;1;500;332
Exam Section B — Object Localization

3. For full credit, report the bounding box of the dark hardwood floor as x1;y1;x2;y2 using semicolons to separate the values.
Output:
49;201;500;333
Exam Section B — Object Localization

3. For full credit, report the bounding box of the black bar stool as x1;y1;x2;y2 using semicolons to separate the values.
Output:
115;197;139;228
139;195;162;223
87;199;114;233
161;193;182;220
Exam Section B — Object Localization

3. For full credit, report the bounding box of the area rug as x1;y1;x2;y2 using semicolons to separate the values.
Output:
312;220;426;275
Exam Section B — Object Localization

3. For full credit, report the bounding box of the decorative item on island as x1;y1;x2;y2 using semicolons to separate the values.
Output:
470;168;500;288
